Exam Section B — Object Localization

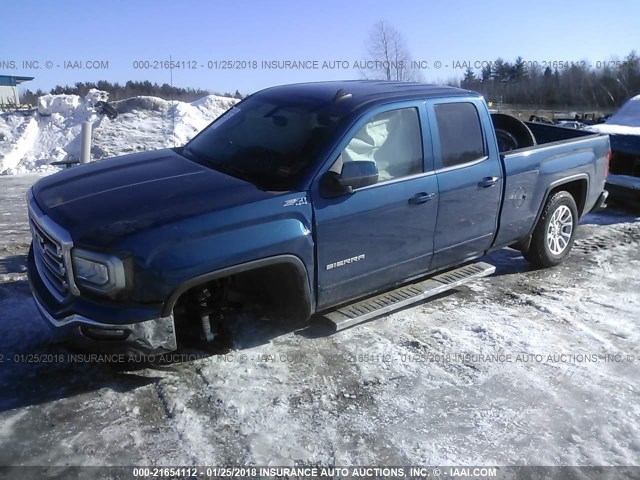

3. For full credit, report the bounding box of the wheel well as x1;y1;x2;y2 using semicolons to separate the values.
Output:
230;262;312;321
514;178;588;253
162;256;313;321
548;179;587;216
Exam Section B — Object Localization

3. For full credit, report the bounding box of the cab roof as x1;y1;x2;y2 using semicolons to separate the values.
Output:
258;80;480;112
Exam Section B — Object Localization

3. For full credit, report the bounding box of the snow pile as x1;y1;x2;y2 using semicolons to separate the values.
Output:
0;92;238;175
0;116;40;174
588;94;640;135
84;88;109;107
37;94;81;116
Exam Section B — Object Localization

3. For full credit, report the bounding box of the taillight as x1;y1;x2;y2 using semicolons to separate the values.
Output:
605;149;611;178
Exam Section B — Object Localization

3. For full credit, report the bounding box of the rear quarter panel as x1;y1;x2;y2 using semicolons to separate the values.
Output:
495;133;609;247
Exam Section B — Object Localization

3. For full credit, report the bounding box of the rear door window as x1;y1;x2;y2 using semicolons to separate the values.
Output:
434;102;485;168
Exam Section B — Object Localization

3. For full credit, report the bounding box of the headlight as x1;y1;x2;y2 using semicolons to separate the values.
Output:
71;249;126;295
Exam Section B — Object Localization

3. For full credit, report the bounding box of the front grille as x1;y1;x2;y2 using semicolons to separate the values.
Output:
27;193;76;301
30;218;69;299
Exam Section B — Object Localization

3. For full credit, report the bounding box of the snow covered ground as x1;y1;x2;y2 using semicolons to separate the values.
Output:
0;175;639;468
0;91;237;175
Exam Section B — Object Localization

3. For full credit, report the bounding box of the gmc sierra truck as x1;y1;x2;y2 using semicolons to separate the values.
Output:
27;81;610;354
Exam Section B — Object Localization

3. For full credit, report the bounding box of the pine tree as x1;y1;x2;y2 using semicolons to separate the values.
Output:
461;67;476;88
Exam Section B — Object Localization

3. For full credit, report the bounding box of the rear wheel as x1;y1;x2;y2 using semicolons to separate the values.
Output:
522;191;578;268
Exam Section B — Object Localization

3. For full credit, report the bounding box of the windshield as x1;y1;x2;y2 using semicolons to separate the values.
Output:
184;93;348;189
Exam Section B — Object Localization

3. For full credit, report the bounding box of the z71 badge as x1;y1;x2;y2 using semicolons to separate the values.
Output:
283;197;308;207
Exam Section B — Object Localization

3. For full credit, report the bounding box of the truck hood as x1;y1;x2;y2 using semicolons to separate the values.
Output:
32;149;286;247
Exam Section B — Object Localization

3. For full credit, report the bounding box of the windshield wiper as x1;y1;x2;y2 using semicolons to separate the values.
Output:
180;145;201;162
215;163;264;190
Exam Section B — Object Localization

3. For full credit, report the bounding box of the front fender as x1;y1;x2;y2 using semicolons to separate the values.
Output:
115;190;315;302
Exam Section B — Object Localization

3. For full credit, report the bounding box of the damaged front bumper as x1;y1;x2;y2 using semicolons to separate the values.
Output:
33;295;177;354
26;191;178;356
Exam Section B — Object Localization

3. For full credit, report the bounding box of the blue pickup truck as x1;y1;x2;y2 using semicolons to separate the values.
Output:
27;81;610;354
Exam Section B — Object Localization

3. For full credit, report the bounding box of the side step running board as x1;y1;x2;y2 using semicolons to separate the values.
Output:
320;262;495;332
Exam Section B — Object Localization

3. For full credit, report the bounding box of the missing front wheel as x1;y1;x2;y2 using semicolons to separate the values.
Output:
173;280;234;352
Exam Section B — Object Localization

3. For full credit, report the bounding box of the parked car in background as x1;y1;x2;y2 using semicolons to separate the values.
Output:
555;120;587;130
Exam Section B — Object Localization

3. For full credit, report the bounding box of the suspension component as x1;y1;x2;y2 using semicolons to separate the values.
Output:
185;280;230;345
192;286;216;343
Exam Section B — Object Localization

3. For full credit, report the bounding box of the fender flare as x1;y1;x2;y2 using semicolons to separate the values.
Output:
517;173;589;251
161;254;314;318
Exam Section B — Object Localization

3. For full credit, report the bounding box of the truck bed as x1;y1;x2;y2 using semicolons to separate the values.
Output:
527;120;640;205
525;121;602;145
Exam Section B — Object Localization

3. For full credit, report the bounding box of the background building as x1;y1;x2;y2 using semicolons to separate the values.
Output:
0;75;34;107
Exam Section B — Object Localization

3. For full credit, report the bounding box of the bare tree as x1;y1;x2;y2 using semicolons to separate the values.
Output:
363;20;421;82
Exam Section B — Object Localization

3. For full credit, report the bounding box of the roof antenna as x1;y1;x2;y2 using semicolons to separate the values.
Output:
334;88;352;102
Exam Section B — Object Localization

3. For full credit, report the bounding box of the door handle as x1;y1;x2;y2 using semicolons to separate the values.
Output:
478;176;499;188
409;192;436;205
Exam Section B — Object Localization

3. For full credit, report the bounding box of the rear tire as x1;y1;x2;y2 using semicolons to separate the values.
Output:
522;191;578;268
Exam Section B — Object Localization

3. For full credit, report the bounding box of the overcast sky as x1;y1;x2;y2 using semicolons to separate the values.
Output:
2;0;638;95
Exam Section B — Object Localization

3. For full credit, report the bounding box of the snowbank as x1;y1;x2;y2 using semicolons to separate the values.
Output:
37;94;81;116
0;92;238;175
0;117;39;173
84;88;109;107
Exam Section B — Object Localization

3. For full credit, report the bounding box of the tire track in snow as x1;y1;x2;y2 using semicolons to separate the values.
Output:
149;367;231;464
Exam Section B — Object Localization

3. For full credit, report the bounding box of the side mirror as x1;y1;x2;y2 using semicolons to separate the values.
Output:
321;161;379;197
